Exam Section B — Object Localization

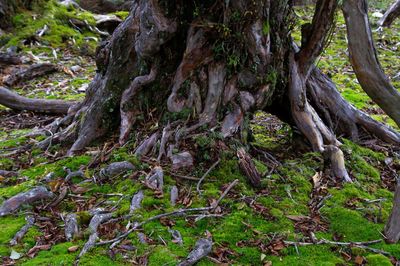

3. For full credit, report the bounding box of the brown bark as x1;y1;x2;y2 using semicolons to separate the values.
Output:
379;0;400;27
342;0;400;128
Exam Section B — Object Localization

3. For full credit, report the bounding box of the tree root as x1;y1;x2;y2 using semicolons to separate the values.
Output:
178;238;213;266
342;0;400;127
0;186;53;216
65;213;79;241
0;86;76;114
119;65;158;145
10;216;35;246
237;148;261;187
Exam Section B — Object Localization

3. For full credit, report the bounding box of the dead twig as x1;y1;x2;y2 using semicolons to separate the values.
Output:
197;159;220;196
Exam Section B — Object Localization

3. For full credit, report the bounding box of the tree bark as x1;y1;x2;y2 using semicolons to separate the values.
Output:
379;0;400;27
385;183;400;243
342;0;400;128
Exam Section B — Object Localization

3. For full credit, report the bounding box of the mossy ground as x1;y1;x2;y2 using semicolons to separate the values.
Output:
0;0;400;265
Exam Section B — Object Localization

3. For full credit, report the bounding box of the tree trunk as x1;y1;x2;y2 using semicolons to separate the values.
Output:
32;0;399;183
385;183;400;243
379;0;400;27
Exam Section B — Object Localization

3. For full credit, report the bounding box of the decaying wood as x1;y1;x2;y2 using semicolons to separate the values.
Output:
10;216;35;246
171;152;194;171
237;148;261;187
178;238;213;266
129;190;144;215
99;161;135;179
385;183;400;243
342;0;400;128
5;63;58;86
0;86;75;114
76;212;113;264
379;0;400;27
170;186;179;206
65;213;79;241
146;166;164;191
134;132;158;157
0;186;53;216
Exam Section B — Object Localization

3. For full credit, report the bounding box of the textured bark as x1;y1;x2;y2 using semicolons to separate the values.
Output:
385;183;400;243
28;0;398;186
379;0;400;27
342;0;400;128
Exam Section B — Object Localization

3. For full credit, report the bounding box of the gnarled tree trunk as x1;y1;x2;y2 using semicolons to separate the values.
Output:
22;0;400;183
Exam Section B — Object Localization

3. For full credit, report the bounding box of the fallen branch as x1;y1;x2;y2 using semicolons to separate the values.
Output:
0;52;22;65
284;238;389;255
0;86;75;114
197;159;220;196
97;179;239;246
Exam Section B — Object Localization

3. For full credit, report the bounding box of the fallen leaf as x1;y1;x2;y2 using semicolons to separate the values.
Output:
10;249;21;260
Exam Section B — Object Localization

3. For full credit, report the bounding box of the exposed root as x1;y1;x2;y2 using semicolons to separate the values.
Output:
0;186;53;216
307;68;400;144
64;213;79;241
178;238;213;266
0;86;76;114
342;0;400;127
119;65;158;145
10;216;35;246
75;212;113;265
170;186;179;206
134;132;158;157
129;190;144;215
323;145;352;183
0;52;22;65
98;161;135;180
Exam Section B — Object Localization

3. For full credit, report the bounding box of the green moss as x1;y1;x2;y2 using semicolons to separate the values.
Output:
365;254;392;266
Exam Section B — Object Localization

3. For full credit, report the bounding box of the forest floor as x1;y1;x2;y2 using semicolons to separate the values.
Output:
0;1;400;265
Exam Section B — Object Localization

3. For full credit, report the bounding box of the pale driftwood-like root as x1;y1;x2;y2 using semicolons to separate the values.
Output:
76;212;113;264
0;86;76;114
99;161;135;180
129;190;144;215
307;68;400;145
0;186;53;216
342;0;400;128
145;166;164;191
134;132;159;157
65;213;79;241
323;145;352;183
385;183;400;243
10;216;35;246
171;152;194;171
379;0;400;27
170;186;179;206
5;63;58;86
178;238;213;266
119;65;158;145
